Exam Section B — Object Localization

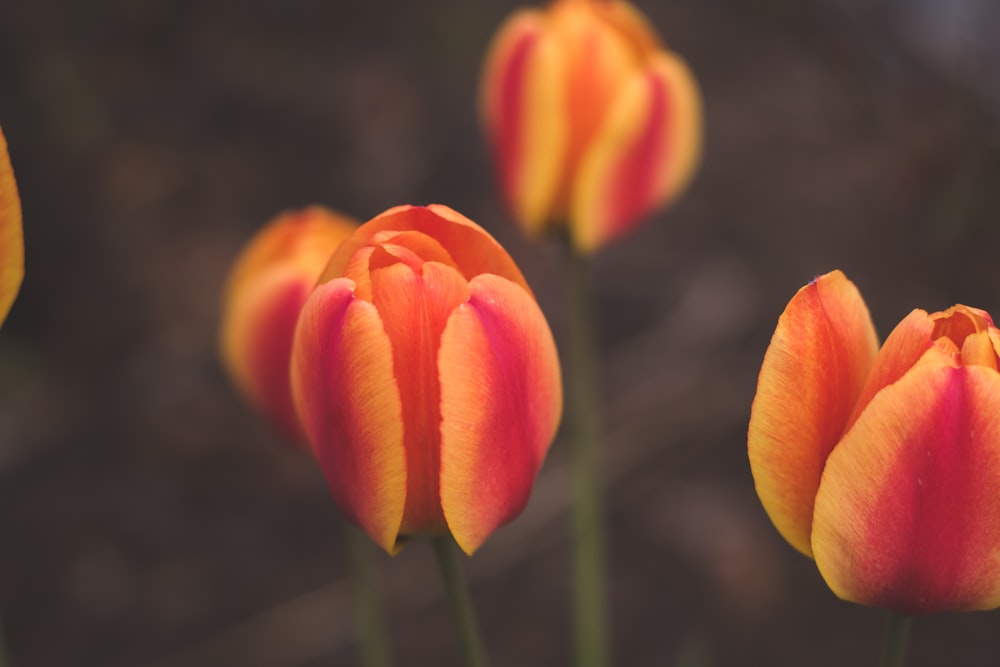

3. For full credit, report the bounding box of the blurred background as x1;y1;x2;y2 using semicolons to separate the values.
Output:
2;0;1000;665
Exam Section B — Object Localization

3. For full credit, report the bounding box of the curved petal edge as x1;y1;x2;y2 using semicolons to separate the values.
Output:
291;279;407;553
438;274;562;554
571;51;702;253
748;270;879;556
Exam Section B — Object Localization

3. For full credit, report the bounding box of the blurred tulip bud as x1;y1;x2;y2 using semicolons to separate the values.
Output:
291;204;562;555
0;125;24;327
220;207;357;443
480;0;702;253
750;270;1000;614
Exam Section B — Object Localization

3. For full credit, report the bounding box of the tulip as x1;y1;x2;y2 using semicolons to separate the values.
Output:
749;270;1000;615
0;125;23;327
290;204;562;555
480;0;702;254
220;206;357;443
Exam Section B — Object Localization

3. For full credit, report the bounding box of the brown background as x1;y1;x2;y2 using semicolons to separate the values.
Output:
2;0;1000;665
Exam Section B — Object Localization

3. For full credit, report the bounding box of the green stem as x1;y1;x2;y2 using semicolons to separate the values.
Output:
879;612;911;667
565;249;608;667
431;536;491;667
347;523;393;667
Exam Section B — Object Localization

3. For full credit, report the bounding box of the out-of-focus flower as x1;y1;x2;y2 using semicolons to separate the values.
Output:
220;207;357;443
291;204;562;555
480;0;701;254
749;270;1000;614
0;125;24;327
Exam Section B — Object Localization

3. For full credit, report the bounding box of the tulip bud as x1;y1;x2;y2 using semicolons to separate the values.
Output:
480;0;702;254
220;207;357;443
0;125;24;327
290;204;562;555
749;270;1000;614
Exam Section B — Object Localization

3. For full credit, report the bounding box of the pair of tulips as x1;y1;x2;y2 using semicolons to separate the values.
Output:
221;204;562;555
221;209;1000;617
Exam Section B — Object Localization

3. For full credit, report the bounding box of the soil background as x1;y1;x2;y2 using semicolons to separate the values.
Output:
2;1;1000;665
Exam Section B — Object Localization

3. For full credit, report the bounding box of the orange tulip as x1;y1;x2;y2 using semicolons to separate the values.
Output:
220;207;357;443
480;0;701;254
290;204;562;555
749;270;1000;614
0;124;23;327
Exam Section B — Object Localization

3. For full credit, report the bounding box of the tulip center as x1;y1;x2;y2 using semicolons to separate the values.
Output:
930;305;1000;370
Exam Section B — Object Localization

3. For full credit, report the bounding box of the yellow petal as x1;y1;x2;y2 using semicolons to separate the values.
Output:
290;278;406;553
480;9;567;234
570;51;701;253
439;274;562;554
748;271;879;556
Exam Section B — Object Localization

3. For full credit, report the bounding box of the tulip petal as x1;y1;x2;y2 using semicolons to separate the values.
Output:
748;271;879;556
0;127;23;326
813;362;1000;613
323;205;532;295
221;267;313;441
439;274;562;554
369;259;469;537
369;230;457;271
989;328;1000;360
961;331;998;370
291;278;406;553
480;10;566;236
219;207;357;443
570;51;701;253
847;309;934;427
546;0;643;213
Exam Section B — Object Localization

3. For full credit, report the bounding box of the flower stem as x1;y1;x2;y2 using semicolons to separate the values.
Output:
565;248;608;667
347;523;393;667
879;612;911;667
431;536;491;667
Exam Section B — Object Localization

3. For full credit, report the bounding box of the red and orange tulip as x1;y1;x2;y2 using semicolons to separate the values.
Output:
220;207;357;443
290;204;562;555
480;0;702;254
0;124;23;327
749;270;1000;614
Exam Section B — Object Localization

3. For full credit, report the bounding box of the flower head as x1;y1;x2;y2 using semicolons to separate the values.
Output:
480;0;701;253
749;270;1000;614
220;207;357;443
291;204;562;555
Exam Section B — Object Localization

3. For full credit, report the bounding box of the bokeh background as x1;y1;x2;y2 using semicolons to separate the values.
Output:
2;0;1000;665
